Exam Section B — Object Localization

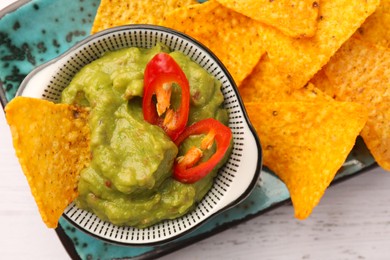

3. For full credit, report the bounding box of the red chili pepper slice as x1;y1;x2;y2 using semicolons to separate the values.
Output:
173;118;232;184
143;53;190;140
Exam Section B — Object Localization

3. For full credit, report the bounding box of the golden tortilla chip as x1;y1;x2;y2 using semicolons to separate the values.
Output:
354;0;390;48
5;97;90;228
361;102;390;170
239;54;291;102
288;83;333;102
245;101;368;219
318;37;390;170
309;68;335;97
256;0;379;89
216;0;319;38
161;0;266;86
239;54;332;102
91;0;198;34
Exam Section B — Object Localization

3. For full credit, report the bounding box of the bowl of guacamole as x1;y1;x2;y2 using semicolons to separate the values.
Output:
17;25;262;245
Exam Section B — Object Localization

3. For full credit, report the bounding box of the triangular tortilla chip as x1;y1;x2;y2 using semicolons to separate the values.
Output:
354;0;390;48
318;37;390;170
245;101;367;219
5;97;90;228
256;0;379;89
309;69;334;97
161;0;266;86
91;0;198;34
216;0;319;38
239;54;332;102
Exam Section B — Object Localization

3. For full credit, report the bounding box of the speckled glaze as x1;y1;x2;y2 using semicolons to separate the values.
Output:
0;0;377;259
0;0;97;102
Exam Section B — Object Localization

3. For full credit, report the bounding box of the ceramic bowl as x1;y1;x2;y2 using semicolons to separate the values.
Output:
17;25;262;246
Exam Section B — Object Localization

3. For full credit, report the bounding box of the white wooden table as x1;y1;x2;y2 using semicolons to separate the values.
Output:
1;1;389;259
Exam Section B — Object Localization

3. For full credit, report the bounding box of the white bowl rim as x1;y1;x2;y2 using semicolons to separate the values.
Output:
16;24;263;246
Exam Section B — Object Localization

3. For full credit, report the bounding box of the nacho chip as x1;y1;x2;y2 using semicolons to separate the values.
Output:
5;97;90;228
239;54;291;102
318;37;390;170
309;68;334;97
354;0;390;48
245;101;367;219
361;102;390;171
161;0;266;86
256;0;379;89
288;83;333;102
91;0;198;34
239;54;332;102
216;0;319;38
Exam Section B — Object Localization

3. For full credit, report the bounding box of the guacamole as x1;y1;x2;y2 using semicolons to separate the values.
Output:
61;44;230;228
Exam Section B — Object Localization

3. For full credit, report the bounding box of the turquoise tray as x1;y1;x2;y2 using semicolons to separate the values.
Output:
0;0;377;259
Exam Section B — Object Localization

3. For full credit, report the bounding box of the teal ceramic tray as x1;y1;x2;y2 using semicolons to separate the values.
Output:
0;0;377;259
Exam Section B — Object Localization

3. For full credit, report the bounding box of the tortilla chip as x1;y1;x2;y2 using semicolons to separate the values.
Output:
239;54;332;102
256;0;379;89
288;83;334;102
161;0;266;86
354;0;390;48
5;97;91;228
245;101;368;219
216;0;319;38
318;37;390;170
361;102;390;171
91;0;198;34
309;69;335;98
239;54;291;102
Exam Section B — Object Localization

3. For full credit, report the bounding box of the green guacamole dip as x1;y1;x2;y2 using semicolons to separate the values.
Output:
61;44;230;228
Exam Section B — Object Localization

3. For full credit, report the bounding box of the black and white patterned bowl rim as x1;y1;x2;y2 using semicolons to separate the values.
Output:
17;25;262;246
